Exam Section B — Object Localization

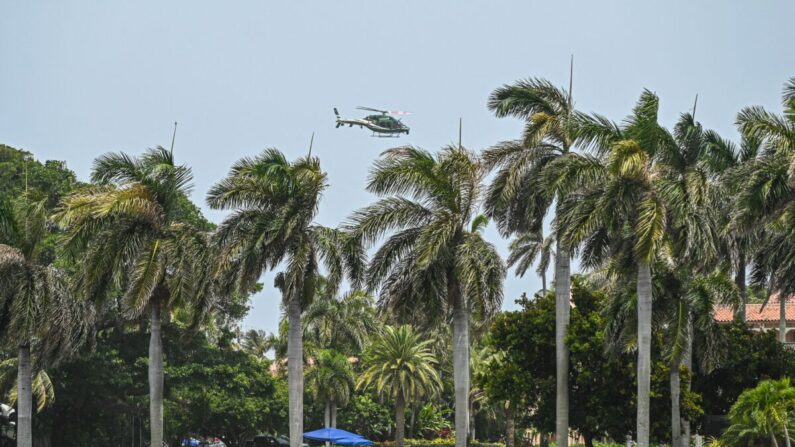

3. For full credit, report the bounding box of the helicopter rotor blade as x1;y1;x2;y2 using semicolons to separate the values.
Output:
387;110;412;116
357;106;387;114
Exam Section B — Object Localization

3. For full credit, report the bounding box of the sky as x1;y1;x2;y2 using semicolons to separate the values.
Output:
2;1;794;335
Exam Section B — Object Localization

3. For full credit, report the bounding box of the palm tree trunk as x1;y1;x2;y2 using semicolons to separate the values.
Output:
636;262;653;447
541;271;547;296
682;317;693;447
670;364;681;447
780;295;788;344
149;300;164;447
783;424;791;447
469;400;476;443
331;401;337;428
771;432;780;447
395;393;406;447
325;400;331;447
451;281;470;447
555;246;571;447
735;251;747;322
409;406;416;438
505;402;515;447
17;343;33;447
288;292;304;447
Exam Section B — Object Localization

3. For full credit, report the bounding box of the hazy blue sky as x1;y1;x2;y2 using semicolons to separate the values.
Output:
2;1;794;335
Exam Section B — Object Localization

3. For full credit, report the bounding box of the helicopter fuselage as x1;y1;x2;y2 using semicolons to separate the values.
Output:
334;108;410;136
335;117;408;135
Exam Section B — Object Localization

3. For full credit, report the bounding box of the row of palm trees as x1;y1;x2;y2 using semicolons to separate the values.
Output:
486;75;795;447
2;74;793;447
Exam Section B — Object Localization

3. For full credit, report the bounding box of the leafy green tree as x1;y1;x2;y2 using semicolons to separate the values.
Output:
35;325;286;447
207;149;364;447
338;394;393;440
0;145;79;209
721;378;795;447
481;292;555;438
348;145;504;447
56;147;216;447
693;323;795;416
486;77;586;447
166;333;285;447
306;349;355;430
358;325;442;447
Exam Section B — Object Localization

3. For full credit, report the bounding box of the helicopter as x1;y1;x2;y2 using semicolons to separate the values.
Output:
334;106;410;137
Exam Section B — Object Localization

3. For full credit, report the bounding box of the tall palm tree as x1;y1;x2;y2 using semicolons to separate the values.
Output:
561;91;670;447
357;325;442;447
0;197;94;447
347;146;504;447
207;149;364;447
703;132;763;322
306;349;355;432
653;112;725;447
486;77;585;447
57;147;215;447
735;77;795;342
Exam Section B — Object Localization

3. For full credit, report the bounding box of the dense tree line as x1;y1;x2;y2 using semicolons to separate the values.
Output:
1;75;795;447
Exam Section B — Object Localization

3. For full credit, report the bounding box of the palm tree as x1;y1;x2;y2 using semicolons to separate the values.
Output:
560;91;670;447
703;131;763;322
722;378;795;447
241;329;275;359
56;147;215;447
486;77;587;447
653;112;725;447
207;149;364;447
347;146;505;447
0;197;94;447
303;286;379;355
306;349;355;433
0;359;55;414
357;325;442;447
735;77;795;342
506;230;554;295
468;345;503;443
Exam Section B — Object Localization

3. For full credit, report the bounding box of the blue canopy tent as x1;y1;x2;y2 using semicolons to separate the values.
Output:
303;428;373;446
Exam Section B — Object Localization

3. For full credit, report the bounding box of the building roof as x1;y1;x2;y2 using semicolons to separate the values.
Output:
714;293;795;323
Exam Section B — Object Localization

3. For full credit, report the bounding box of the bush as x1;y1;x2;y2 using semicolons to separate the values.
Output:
376;439;505;447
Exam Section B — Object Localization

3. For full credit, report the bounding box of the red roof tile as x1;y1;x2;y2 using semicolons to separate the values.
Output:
714;293;795;323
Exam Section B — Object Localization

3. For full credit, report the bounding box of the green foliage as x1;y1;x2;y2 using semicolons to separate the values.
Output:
358;325;442;403
37;327;286;447
693;322;795;416
377;438;504;447
338;394;394;440
0;145;79;209
720;378;795;446
415;404;451;439
306;349;355;409
482;276;703;443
